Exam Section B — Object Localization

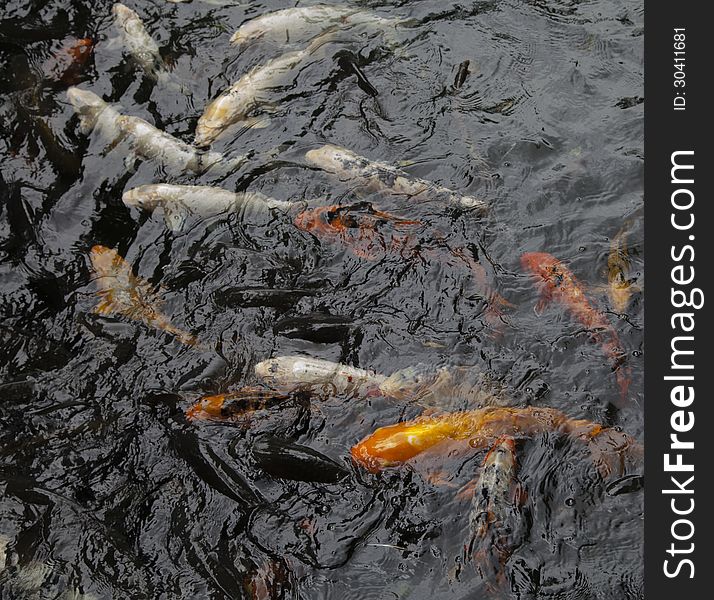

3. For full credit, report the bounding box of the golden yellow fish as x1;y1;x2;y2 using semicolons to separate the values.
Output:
89;245;200;347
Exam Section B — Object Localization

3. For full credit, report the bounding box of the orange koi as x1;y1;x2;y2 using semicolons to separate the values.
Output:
90;245;200;347
520;251;630;402
295;204;511;327
186;387;291;422
294;203;420;260
43;37;95;86
350;406;641;477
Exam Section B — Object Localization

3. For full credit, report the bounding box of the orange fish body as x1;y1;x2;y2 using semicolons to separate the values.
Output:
351;406;640;476
90;245;200;347
520;252;630;402
294;203;419;260
352;407;572;471
185;388;291;422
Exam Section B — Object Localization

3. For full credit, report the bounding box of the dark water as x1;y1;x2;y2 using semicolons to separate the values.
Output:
0;0;643;598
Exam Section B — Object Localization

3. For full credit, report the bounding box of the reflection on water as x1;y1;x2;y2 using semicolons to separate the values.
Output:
1;0;643;598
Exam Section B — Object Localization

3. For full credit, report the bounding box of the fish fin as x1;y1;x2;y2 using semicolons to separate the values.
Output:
93;298;116;316
242;114;272;129
103;35;122;51
163;204;188;233
305;27;339;56
122;151;139;172
533;294;551;317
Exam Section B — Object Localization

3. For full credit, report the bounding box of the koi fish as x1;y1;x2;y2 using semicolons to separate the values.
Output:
122;184;294;232
294;203;510;327
304;144;488;213
112;3;176;87
350;406;641;475
254;356;387;395
252;434;350;483
228;5;406;50
608;227;638;313
294;202;421;260
42;37;94;86
453;59;471;90
520;251;630;402
89;245;200;347
185;388;291;421
194;33;333;147
469;437;518;541
467;437;521;587
67;87;245;175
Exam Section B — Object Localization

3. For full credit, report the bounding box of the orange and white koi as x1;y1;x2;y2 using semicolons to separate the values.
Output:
520;251;631;402
89;245;200;347
350;406;641;476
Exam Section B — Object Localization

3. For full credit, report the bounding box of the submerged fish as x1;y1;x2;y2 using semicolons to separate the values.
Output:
186;387;292;421
294;202;421;260
252;434;350;483
467;436;521;588
42;37;95;86
195;34;333;147
304;144;488;213
112;3;170;83
294;204;510;327
254;356;387;395
520;251;630;402
122;183;294;232
350;406;641;473
67;87;244;175
379;364;511;409
607;227;638;313
469;437;518;541
89;245;200;346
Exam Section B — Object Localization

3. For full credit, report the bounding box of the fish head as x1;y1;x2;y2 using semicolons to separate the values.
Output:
122;186;160;211
304;145;345;172
89;245;122;278
520;251;559;280
229;27;263;50
112;3;137;27
185;394;226;421
66;38;94;63
67;87;107;130
350;420;446;472
255;356;333;390
294;205;335;234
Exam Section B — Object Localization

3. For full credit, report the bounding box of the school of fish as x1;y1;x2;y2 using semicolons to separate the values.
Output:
54;2;642;597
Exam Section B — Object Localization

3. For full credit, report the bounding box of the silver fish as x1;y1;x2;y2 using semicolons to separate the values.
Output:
67;87;245;175
304;144;489;213
229;5;357;49
194;34;333;147
229;5;408;50
254;356;386;394
122;183;294;231
112;3;169;83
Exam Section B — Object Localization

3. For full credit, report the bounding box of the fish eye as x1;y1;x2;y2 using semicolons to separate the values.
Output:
565;497;575;507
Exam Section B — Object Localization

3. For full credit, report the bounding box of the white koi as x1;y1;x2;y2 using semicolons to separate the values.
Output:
122;183;294;231
304;144;488;213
